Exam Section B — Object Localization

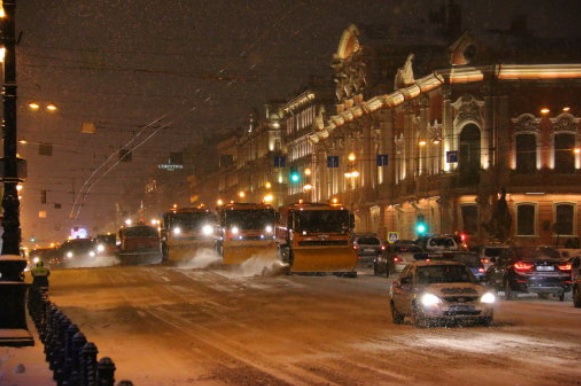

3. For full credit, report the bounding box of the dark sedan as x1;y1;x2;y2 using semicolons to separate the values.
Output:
486;246;572;301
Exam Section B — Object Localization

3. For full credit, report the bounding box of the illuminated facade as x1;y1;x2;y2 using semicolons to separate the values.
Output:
308;24;581;246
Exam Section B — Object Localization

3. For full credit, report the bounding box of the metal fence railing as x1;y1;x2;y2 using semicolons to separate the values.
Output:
27;286;134;386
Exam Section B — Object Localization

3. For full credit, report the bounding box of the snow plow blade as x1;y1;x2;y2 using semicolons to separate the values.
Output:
165;241;216;264
290;246;357;274
222;241;278;265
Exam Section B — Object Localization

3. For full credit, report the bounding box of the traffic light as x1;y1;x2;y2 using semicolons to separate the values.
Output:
416;214;427;235
290;166;300;184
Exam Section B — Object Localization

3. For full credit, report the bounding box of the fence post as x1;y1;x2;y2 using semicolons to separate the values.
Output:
81;341;98;386
97;357;116;386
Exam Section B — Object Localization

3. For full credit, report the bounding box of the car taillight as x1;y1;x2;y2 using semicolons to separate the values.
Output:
478;267;485;273
513;261;534;272
381;245;386;250
558;263;572;271
393;256;400;263
481;258;490;264
353;245;359;250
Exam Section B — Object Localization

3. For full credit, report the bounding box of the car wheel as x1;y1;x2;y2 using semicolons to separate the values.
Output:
481;317;493;327
574;287;581;308
390;301;405;325
504;280;515;300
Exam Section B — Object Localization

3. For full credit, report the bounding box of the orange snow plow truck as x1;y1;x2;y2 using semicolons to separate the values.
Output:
215;202;278;265
160;206;217;263
276;201;358;276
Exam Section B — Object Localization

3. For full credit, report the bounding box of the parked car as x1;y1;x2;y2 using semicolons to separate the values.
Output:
351;233;386;267
442;251;487;281
471;243;510;271
416;234;462;255
373;242;426;277
486;246;572;301
389;260;496;327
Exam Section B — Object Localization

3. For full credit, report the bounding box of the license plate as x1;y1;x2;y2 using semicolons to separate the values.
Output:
364;248;375;252
536;266;555;271
450;305;474;312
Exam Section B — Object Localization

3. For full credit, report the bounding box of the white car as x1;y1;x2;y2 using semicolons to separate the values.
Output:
389;260;496;327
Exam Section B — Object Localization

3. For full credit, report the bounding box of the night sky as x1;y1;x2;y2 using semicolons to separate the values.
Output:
12;0;581;245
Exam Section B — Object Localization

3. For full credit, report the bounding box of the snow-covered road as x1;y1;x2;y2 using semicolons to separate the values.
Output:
45;259;581;385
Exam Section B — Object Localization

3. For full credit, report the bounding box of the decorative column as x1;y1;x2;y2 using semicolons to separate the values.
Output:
0;0;33;346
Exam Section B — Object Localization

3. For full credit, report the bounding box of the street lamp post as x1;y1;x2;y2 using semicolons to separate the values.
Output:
0;0;33;346
344;153;359;211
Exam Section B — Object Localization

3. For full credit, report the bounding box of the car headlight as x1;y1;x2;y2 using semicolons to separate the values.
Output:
420;293;442;307
97;244;105;253
32;257;40;264
172;227;182;236
480;292;496;304
66;251;74;259
265;225;273;233
89;251;96;257
231;226;239;235
202;225;213;236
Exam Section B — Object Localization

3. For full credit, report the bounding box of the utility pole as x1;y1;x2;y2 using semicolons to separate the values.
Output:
0;0;33;346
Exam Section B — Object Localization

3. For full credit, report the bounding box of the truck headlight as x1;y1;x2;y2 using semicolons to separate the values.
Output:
202;225;213;236
231;226;239;235
480;292;496;304
265;225;273;233
97;244;105;253
172;227;182;236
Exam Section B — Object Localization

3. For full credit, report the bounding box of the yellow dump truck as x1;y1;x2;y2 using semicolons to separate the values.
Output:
276;201;358;276
215;202;278;265
160;206;217;263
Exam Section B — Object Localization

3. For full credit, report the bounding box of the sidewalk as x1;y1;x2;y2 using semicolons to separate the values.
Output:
0;320;55;386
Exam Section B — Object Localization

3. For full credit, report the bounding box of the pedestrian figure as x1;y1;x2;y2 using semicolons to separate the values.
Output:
31;260;50;290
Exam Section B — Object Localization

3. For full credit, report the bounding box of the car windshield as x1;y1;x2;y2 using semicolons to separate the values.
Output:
416;265;475;284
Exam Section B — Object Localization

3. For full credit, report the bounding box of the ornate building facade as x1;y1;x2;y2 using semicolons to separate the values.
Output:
307;24;581;246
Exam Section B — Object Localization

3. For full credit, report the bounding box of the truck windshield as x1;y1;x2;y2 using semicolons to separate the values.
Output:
224;210;275;230
294;210;350;234
165;212;216;230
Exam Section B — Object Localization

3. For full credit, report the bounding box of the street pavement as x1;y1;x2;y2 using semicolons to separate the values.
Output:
0;322;54;386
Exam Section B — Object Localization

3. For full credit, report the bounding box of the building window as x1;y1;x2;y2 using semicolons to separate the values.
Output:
460;205;478;235
458;124;481;174
554;132;575;173
554;203;574;236
515;133;536;173
516;203;536;236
